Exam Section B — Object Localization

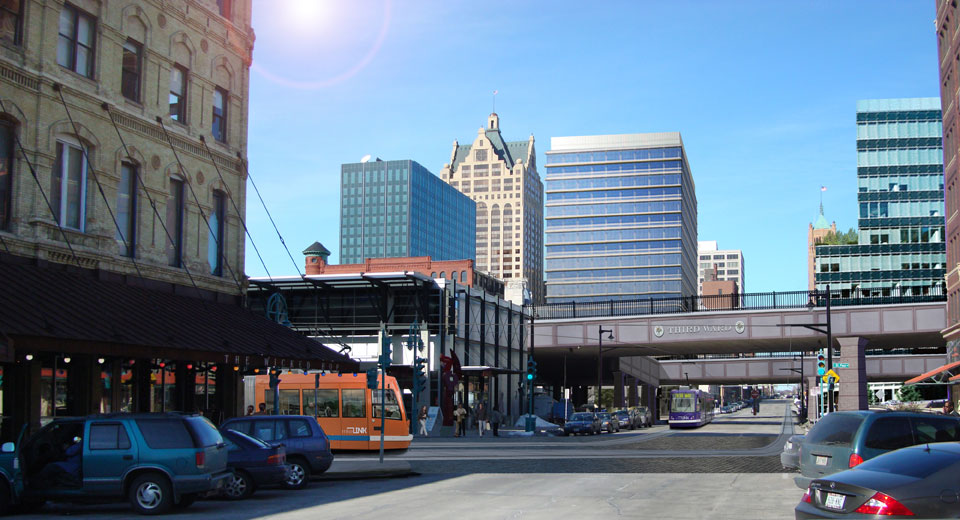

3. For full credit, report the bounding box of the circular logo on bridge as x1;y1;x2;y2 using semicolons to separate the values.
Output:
735;321;745;334
654;325;664;338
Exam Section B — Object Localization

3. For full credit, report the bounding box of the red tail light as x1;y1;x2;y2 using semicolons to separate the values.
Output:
801;489;812;503
853;492;914;516
266;453;285;465
195;450;205;469
848;453;864;468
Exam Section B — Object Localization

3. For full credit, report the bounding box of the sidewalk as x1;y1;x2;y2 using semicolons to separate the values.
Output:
317;458;414;480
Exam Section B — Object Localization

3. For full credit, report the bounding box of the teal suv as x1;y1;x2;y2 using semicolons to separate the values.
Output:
0;413;231;515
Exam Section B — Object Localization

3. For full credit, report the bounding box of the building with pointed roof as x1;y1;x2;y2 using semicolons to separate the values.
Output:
440;113;544;304
808;203;837;290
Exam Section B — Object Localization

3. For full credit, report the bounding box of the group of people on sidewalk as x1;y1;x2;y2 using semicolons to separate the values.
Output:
417;401;504;437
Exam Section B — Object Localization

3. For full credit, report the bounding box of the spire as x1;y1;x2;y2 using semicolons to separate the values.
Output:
813;202;830;230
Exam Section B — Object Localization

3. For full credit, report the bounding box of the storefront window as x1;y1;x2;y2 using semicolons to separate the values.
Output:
119;362;135;413
151;361;177;412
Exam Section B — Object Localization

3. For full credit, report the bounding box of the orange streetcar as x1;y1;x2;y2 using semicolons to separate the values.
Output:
253;372;411;450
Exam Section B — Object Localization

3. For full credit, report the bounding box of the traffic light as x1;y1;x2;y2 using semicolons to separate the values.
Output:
816;351;826;376
268;368;282;388
366;368;379;390
412;356;427;394
526;359;537;382
379;332;393;369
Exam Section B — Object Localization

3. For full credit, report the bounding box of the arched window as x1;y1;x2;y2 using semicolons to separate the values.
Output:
439;271;446;279
460;271;467;283
450;271;457;282
431;272;437;278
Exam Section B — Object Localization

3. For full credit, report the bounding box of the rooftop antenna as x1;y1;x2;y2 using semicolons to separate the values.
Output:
492;89;498;113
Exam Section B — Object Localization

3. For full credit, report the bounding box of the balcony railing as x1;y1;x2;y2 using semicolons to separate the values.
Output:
533;286;946;320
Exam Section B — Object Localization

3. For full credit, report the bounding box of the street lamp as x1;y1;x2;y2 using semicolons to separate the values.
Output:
597;326;613;410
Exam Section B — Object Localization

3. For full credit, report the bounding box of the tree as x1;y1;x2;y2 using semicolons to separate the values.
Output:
600;388;614;410
819;228;859;245
897;384;922;403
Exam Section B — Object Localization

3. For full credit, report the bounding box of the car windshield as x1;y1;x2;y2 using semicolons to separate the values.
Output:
805;413;865;447
570;413;593;421
599;413;611;420
672;393;696;412
615;411;628;417
226;429;271;449
857;446;960;479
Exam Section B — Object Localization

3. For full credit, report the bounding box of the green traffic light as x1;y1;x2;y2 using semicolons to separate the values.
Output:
526;373;533;380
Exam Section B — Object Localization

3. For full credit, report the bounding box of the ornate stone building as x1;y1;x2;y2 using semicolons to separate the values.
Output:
439;113;544;304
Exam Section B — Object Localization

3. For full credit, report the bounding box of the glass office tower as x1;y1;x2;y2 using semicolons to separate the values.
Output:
544;133;698;303
815;98;945;297
340;159;476;264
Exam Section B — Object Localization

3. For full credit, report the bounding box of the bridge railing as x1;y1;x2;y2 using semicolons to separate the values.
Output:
533;287;946;320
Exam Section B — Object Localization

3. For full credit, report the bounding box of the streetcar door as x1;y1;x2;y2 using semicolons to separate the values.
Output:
339;387;369;449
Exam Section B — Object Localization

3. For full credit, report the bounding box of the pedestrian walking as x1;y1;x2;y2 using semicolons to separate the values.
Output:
454;403;467;437
476;402;488;436
418;405;429;436
491;406;502;437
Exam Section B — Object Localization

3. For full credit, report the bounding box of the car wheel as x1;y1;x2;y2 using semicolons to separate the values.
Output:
129;473;173;515
175;493;198;508
224;471;255;500
282;458;311;490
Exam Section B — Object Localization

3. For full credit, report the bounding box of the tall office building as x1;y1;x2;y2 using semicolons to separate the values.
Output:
814;98;945;297
439;114;544;304
340;159;476;264
697;241;744;295
543;133;698;303
937;1;960;362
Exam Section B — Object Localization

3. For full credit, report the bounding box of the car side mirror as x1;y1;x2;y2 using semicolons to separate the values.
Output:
1;442;14;453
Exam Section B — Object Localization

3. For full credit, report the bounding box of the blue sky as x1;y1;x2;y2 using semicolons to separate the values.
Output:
244;0;940;292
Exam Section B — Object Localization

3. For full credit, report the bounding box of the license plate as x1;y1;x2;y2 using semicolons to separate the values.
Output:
815;456;829;466
824;493;845;510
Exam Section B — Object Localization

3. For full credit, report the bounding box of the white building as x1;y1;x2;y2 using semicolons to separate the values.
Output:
698;241;745;295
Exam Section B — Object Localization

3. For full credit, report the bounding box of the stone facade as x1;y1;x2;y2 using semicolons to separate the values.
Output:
0;0;253;296
439;113;544;304
939;1;960;357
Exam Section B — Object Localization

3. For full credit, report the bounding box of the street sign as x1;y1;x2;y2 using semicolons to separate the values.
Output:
834;363;850;368
821;369;840;383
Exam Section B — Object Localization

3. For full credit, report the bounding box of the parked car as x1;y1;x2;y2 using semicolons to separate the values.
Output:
218;429;289;500
598;412;620;433
795;410;960;489
613;410;634;430
562;412;601;436
0;413;231;515
796;442;960;518
634;406;653;427
780;434;805;471
220;415;333;489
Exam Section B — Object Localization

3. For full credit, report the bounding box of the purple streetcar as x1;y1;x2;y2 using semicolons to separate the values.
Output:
668;389;715;428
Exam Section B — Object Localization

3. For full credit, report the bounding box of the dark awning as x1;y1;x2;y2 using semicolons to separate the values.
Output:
904;360;960;385
0;255;356;371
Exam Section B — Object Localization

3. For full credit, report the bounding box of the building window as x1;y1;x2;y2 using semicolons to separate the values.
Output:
0;119;12;230
57;4;96;78
166;178;184;267
208;190;225;276
121;39;142;102
169;65;188;122
475;149;487;161
211;88;227;142
216;0;231;18
0;0;22;45
51;141;87;231
117;162;137;257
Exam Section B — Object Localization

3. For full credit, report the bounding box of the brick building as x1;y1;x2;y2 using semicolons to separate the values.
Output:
0;0;352;438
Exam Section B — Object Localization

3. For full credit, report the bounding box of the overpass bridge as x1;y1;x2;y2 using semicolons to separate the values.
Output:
530;289;947;411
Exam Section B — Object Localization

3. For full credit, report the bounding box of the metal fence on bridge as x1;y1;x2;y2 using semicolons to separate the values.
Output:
532;287;946;320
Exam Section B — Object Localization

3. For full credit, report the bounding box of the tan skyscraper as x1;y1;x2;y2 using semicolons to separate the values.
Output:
440;113;544;304
808;203;837;291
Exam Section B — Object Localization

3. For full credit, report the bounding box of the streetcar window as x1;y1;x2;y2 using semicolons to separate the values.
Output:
342;389;366;418
303;389;339;417
263;389;302;415
373;390;402;420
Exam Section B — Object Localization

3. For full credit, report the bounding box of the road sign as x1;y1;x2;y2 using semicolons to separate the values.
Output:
834;363;850;368
821;369;840;383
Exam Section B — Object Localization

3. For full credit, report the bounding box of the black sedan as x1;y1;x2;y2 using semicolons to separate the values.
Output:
220;429;290;500
796;442;960;518
563;412;601;435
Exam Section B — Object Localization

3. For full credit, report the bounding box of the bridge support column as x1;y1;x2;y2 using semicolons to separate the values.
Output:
836;336;868;411
627;377;638;407
808;376;820;419
613;371;624;409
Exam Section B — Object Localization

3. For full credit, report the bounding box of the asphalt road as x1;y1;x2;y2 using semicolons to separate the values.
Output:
19;401;804;519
